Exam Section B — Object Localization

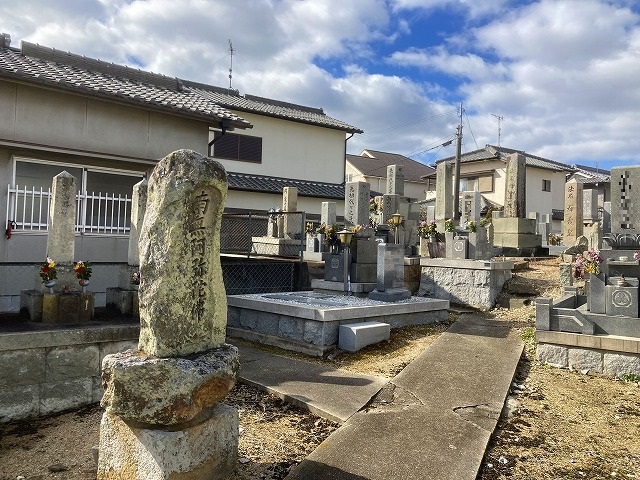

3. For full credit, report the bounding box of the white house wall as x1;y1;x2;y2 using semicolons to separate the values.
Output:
214;112;347;185
226;190;345;218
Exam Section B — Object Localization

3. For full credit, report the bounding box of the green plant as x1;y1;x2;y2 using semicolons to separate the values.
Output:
325;224;340;246
444;218;455;233
620;373;640;383
418;220;437;238
520;326;535;343
466;220;477;233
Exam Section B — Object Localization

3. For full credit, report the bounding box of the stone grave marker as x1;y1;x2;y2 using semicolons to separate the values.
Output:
461;191;481;225
47;171;77;264
387;164;404;196
368;243;411;302
583;188;598;222
563;178;583;247
345;181;370;226
504;153;526;218
98;149;239;480
435;161;454;221
321;201;336;227
603;201;611;233
127;178;148;267
282;186;300;239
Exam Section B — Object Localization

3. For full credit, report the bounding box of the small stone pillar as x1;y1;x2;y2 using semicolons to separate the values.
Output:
98;150;239;480
345;181;370;227
321;201;336;227
563;179;583;247
282;187;300;239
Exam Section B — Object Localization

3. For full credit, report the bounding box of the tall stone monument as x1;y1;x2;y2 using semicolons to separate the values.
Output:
435;161;454;222
345;181;370;227
98;150;239;479
106;178;148;315
282;186;300;239
492;153;541;253
47;171;77;265
387;164;404;196
563;178;583;247
321;201;336;227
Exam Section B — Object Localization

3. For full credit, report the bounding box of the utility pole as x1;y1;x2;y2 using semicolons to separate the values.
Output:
453;101;463;222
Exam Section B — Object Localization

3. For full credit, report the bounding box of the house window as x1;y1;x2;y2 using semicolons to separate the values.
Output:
10;158;142;233
459;173;494;193
542;179;551;192
212;132;262;163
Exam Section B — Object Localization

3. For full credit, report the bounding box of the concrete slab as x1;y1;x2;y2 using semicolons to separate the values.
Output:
338;322;390;352
286;315;524;480
235;343;387;424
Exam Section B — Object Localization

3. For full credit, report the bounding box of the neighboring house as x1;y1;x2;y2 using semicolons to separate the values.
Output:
568;164;611;212
345;149;435;200
430;145;574;230
0;35;361;263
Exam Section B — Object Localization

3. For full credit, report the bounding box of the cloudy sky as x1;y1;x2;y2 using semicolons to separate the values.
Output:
2;0;639;170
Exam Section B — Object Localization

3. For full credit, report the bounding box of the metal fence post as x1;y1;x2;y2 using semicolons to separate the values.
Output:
299;211;305;262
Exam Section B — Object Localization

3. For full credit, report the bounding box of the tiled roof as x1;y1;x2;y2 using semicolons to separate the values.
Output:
437;145;575;173
185;81;363;133
227;172;344;199
347;150;435;182
0;41;251;130
570;164;611;184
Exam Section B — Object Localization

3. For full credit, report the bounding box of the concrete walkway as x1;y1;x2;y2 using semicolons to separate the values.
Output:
236;314;524;480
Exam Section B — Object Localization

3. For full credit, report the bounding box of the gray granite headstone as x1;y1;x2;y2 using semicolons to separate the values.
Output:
452;236;468;259
321;201;336;227
461;191;481;224
138;149;228;358
345;181;370;227
47;171;77;264
589;272;606;314
583;188;598;222
426;205;435;223
387;165;405;196
605;283;638;317
563;179;583;246
128;178;148;266
602;201;611;234
368;243;411;302
381;194;399;226
282;187;300;239
504;153;526;218
435;161;454;221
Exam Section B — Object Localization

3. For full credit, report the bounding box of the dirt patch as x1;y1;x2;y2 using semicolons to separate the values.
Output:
1;257;639;479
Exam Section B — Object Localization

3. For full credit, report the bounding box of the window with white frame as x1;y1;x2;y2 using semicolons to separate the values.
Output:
8;157;143;234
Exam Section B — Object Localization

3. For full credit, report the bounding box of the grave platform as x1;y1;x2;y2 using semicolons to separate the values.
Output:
251;236;301;257
105;287;139;316
418;258;514;310
227;292;449;356
20;290;95;323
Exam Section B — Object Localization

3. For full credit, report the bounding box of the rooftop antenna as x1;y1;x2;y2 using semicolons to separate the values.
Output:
228;39;234;91
491;114;504;153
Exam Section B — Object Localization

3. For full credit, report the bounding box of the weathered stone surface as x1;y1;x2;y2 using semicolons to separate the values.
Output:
0;384;39;422
568;348;603;373
0;348;46;387
564;178;583;246
435;161;453;221
603;353;640;378
40;378;93;416
128;178;148;266
46;345;100;381
97;403;238;480
386;164;404;196
344;181;370;227
138;149;228;358
47;170;77;264
504;153;526;218
101;344;238;426
536;343;569;368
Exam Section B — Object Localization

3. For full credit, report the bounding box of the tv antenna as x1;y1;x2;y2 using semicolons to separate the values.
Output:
491;114;504;151
228;39;234;90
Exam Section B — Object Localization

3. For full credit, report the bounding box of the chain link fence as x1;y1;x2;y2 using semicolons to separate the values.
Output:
221;211;306;259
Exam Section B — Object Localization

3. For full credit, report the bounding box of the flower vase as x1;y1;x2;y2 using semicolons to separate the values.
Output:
79;279;90;293
44;279;56;294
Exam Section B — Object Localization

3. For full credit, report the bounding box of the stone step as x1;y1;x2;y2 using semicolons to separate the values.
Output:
338;321;391;352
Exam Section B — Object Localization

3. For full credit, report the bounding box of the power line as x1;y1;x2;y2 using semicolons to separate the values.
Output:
463;110;479;150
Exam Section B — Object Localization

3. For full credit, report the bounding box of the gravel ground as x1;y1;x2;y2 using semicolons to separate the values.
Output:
1;257;639;479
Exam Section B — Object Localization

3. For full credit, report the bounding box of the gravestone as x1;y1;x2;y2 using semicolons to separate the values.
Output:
381;194;400;226
387;164;404;196
321;201;336;227
345;181;370;227
368;243;411;302
583;188;598;222
461;191;481;225
426;205;435;223
435;161;454;221
504;153;526;218
98;150;239;479
282;186;300;239
603;201;611;234
563;179;583;247
451;236;468;259
267;209;279;238
107;178;148;314
47;171;76;264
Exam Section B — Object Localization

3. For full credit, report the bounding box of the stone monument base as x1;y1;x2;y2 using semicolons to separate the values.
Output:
368;287;412;302
492;217;542;255
251;236;301;257
106;287;139;316
97;403;238;480
20;290;95;323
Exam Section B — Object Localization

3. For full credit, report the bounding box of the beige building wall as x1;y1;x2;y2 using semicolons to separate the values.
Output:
226;190;344;218
213;112;348;185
